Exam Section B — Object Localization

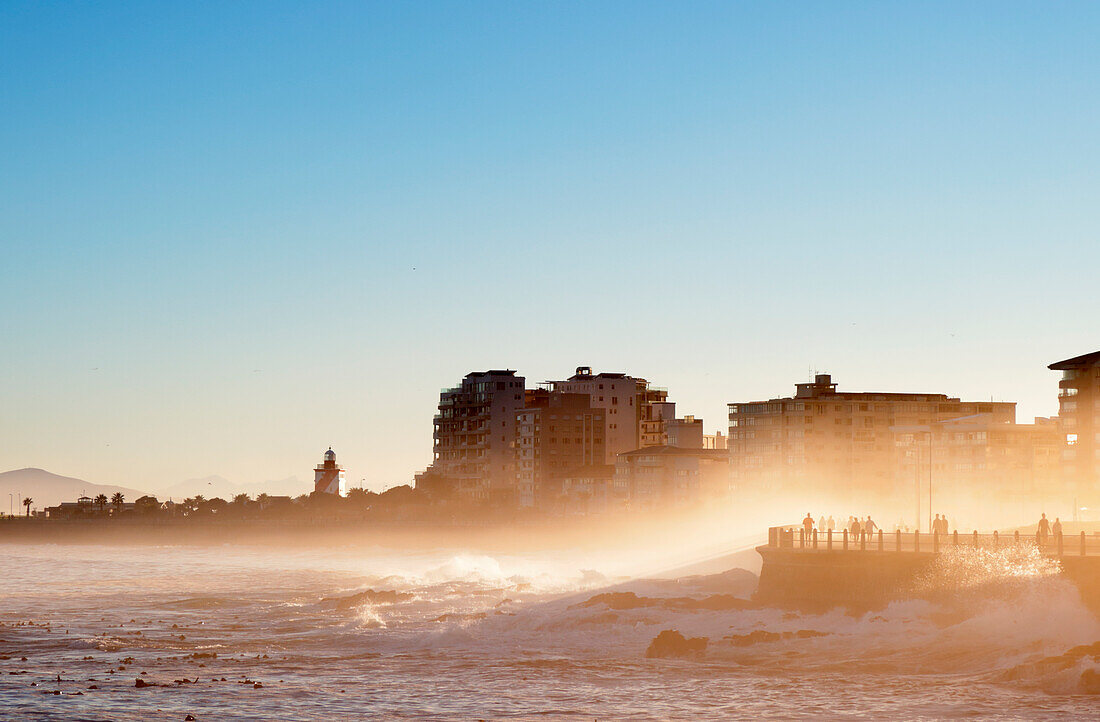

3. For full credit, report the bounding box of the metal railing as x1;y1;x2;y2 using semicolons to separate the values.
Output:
766;526;1100;557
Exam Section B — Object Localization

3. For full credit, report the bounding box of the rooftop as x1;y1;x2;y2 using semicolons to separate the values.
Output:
1049;351;1100;371
618;445;729;459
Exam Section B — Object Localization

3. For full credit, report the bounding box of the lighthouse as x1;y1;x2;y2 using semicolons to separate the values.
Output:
314;448;347;497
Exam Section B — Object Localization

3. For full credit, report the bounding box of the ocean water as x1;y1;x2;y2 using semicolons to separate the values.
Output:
1;542;1099;720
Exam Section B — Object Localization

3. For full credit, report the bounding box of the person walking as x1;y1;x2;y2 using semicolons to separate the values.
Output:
803;513;815;538
1038;513;1051;544
826;515;835;532
865;516;877;536
1052;517;1063;538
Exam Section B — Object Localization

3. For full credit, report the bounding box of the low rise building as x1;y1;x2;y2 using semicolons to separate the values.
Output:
615;446;731;509
703;431;727;450
666;415;704;449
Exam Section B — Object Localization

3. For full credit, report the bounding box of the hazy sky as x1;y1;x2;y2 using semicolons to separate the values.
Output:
2;2;1098;492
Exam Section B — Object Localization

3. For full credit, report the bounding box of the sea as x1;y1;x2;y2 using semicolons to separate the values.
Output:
1;540;1099;720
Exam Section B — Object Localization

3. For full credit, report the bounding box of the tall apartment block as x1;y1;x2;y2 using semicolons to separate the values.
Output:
551;367;671;462
514;391;606;508
431;370;526;503
1050;350;1100;496
728;374;1015;503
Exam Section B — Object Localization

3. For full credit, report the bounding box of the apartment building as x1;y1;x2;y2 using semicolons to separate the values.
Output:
551;367;671;461
1050;350;1100;497
894;414;1061;527
728;373;1015;503
514;392;606;508
431;370;526;503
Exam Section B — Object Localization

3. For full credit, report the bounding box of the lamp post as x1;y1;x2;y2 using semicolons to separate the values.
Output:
914;437;921;532
927;428;934;534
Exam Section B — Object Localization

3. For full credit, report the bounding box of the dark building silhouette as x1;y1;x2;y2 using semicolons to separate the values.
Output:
1050;350;1100;497
431;370;526;503
515;391;606;508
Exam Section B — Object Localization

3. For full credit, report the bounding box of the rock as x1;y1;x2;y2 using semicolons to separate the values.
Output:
645;630;708;658
727;630;783;646
322;589;413;610
185;715;197;720
724;629;828;646
432;612;488;623
135;678;151;688
1080;669;1100;694
88;685;98;689
577;592;647;610
664;595;752;611
1065;641;1100;660
576;592;752;612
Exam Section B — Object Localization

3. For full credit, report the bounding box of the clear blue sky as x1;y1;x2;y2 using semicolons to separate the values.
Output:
2;2;1098;491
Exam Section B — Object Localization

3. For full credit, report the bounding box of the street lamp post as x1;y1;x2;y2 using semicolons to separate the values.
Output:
914;438;921;532
928;429;934;533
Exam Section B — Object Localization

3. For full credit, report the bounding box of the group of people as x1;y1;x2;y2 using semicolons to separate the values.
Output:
799;512;1068;543
1036;513;1064;543
801;513;878;537
802;512;961;537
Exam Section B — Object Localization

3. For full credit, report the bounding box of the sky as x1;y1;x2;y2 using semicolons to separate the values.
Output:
2;1;1099;492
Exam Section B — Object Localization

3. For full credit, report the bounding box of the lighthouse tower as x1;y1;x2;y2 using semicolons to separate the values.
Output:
314;448;347;497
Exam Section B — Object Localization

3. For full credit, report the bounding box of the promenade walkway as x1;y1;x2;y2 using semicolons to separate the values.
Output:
768;526;1100;557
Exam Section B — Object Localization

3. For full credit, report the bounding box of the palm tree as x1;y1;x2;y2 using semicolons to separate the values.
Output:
22;497;32;517
95;494;108;513
232;493;251;506
111;492;124;512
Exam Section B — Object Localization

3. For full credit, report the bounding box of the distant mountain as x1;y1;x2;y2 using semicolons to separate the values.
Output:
0;468;150;514
156;475;310;501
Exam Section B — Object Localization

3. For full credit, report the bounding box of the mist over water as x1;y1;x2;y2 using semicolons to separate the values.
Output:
1;535;1099;721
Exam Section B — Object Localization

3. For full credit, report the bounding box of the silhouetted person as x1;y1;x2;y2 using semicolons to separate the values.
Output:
1052;517;1063;537
818;515;826;531
826;516;835;532
1038;513;1050;544
865;516;877;536
803;513;814;536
